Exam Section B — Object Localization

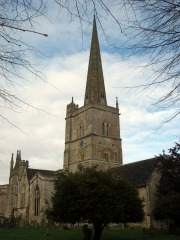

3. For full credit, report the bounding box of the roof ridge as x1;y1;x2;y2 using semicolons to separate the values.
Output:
28;168;56;172
122;157;158;167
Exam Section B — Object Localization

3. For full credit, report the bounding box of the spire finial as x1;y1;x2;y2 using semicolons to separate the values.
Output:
16;150;21;161
84;16;107;106
72;97;74;104
93;13;96;24
116;97;119;109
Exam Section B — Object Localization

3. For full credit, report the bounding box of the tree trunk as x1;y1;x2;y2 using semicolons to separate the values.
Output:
93;225;103;240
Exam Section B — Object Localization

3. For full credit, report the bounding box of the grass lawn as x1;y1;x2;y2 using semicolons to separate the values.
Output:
0;227;179;240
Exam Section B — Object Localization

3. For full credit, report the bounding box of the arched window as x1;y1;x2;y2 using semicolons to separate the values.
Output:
80;125;82;137
104;152;109;161
102;122;110;136
102;122;105;135
34;185;40;216
79;123;84;137
21;185;25;207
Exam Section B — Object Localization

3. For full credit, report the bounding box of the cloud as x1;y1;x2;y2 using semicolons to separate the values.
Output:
0;48;179;184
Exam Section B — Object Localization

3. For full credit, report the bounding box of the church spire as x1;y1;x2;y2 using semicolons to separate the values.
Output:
84;16;107;106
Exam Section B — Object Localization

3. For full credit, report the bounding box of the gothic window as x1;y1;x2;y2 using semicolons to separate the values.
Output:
21;185;25;207
102;122;110;136
102;122;105;135
104;152;109;161
34;185;40;216
79;123;84;137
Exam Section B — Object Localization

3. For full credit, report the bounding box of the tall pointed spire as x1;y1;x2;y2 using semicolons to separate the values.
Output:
84;16;107;106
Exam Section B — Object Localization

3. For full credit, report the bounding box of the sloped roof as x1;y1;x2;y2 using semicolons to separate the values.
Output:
27;168;56;181
111;157;159;187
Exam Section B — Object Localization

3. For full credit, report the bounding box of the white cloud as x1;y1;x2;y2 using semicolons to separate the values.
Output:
0;50;179;184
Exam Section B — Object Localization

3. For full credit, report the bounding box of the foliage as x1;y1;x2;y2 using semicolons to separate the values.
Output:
154;142;180;229
49;167;143;240
123;0;180;120
0;0;47;127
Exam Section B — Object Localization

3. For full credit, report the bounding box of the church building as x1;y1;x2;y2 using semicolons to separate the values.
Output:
64;17;122;172
0;17;160;228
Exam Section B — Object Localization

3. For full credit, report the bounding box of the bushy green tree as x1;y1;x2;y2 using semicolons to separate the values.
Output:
49;167;143;240
154;142;180;230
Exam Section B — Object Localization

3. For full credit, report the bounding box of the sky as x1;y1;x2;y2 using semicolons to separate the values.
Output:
0;2;179;184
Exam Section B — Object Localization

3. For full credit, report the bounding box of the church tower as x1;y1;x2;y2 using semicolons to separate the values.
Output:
64;17;123;172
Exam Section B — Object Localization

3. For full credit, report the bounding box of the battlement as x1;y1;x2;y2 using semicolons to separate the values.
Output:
20;160;29;168
66;99;79;116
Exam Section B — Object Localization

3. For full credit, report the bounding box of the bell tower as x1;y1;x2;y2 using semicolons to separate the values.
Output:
63;17;123;172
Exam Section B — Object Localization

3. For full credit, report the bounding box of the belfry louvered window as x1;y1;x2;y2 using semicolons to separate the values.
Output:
102;122;109;136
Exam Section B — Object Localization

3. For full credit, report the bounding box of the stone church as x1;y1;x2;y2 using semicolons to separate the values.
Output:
0;18;160;228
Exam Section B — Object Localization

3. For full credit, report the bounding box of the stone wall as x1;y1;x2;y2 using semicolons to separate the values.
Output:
138;186;151;228
29;173;55;225
7;163;29;224
0;184;9;218
147;169;162;229
64;103;122;172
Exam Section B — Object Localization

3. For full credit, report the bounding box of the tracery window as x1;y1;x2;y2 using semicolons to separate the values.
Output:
104;152;109;161
34;185;40;216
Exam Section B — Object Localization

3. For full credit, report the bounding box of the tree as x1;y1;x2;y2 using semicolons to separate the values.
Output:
154;142;180;230
0;0;47;127
55;0;180;120
49;167;143;240
2;1;179;125
123;0;180;121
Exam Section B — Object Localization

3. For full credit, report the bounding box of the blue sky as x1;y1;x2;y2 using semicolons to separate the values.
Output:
0;3;179;184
